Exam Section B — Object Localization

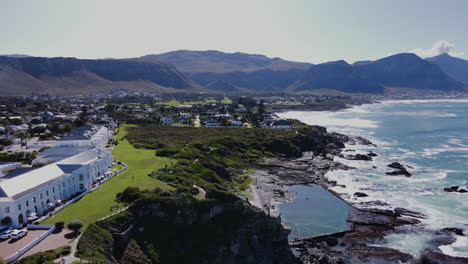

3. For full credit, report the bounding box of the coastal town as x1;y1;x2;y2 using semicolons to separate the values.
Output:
0;93;346;263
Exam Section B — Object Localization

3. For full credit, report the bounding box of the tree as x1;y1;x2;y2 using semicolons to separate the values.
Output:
15;131;30;149
55;221;65;230
67;219;83;234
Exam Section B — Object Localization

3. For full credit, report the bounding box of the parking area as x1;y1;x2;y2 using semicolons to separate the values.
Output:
0;229;47;259
19;230;71;259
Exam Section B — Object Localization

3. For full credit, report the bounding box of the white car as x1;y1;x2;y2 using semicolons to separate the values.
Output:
0;229;14;240
10;229;27;240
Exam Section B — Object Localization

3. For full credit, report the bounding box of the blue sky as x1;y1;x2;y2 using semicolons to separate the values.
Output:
1;0;466;63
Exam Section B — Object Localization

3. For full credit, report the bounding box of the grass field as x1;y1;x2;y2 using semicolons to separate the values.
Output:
44;125;173;229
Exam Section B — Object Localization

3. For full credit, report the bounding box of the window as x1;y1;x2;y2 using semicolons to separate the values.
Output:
79;184;84;190
33;197;36;203
5;207;9;213
39;194;43;199
26;201;29;207
46;191;49;196
79;174;83;181
52;187;55;193
18;204;21;210
63;182;65;187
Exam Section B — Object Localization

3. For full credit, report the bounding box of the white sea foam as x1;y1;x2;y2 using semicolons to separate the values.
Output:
440;235;468;258
279;102;468;257
277;111;379;128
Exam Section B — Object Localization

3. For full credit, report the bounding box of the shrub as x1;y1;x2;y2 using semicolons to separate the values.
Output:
155;148;178;157
0;138;13;146
116;187;141;204
55;221;65;230
67;219;83;234
1;216;11;226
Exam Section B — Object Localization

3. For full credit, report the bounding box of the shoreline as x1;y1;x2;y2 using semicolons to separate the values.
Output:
246;122;468;263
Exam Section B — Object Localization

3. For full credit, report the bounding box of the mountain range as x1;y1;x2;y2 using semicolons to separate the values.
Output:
0;50;467;96
0;56;199;96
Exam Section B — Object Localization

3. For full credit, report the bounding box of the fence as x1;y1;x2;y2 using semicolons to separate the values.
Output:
5;225;56;263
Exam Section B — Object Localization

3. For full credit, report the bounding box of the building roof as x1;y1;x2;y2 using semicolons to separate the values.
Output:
57;148;105;165
58;135;89;141
2;167;38;179
0;147;108;201
0;165;65;199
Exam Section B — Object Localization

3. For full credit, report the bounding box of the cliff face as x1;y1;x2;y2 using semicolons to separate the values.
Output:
78;197;297;264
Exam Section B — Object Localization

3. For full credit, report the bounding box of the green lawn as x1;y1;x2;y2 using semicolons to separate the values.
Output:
44;125;173;229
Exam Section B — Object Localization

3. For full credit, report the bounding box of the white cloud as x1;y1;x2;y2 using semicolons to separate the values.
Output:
411;40;465;58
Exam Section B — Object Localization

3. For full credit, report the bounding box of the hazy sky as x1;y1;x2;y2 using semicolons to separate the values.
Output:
1;0;467;63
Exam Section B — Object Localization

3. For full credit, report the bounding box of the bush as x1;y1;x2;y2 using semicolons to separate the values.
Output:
155;148;179;157
1;216;11;226
55;221;65;230
0;138;13;146
116;187;141;204
67;219;83;234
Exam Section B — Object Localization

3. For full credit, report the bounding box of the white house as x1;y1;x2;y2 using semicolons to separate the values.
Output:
160;117;174;125
0;148;112;227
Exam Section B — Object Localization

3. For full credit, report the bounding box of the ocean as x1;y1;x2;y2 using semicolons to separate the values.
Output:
278;100;468;258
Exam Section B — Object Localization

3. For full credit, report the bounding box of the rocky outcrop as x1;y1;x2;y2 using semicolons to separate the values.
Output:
386;162;412;177
339;153;373;161
443;186;468;193
417;249;468;264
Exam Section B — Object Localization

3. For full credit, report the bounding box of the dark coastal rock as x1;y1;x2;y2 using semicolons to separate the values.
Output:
367;151;378;157
396;217;421;225
325;237;339;247
386;162;412;177
353;192;368;197
417;249;468;264
347;209;395;227
442;227;464;236
443;186;468;193
388;162;406;170
394;207;426;219
340;154;372;161
345;245;413;263
358;200;390;207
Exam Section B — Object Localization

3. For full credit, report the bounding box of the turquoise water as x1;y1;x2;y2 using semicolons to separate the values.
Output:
277;184;351;239
279;100;468;258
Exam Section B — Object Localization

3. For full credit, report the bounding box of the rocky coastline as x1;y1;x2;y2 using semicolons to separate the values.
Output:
247;130;468;264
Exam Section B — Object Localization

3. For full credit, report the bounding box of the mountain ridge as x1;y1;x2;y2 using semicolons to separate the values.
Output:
426;53;468;84
0;56;201;96
289;53;464;93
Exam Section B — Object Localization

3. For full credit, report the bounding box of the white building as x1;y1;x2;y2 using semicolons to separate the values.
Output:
0;148;112;227
160;117;174;125
36;125;113;150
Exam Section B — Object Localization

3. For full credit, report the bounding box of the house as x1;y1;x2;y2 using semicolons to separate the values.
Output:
160;117;174;125
231;121;242;127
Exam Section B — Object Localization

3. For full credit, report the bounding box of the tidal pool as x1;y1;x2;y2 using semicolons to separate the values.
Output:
277;184;352;239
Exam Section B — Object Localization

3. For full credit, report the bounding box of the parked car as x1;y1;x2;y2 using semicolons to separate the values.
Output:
0;228;14;240
10;229;27;240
